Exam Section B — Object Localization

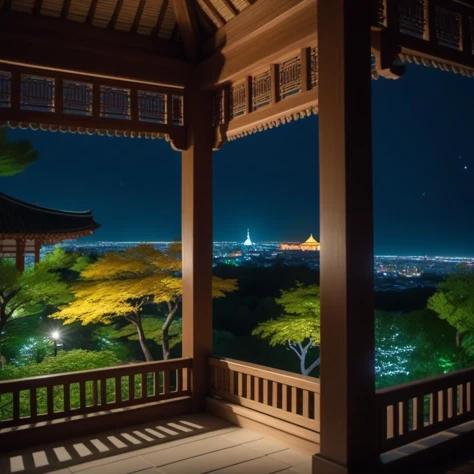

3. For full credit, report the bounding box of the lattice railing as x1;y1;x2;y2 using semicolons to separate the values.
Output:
310;47;318;89
252;70;271;111
279;56;301;100
21;74;55;113
209;356;320;432
138;91;166;124
0;65;185;138
0;71;10;108
376;366;474;453
436;6;461;50
230;81;246;119
399;0;426;38
0;358;192;429
63;80;93;116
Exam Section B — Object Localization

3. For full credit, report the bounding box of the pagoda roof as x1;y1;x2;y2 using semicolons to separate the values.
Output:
301;234;319;245
0;192;100;243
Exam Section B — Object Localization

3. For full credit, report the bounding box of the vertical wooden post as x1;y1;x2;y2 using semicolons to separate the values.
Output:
181;83;213;411
34;240;41;264
15;240;25;273
11;69;21;115
55;75;63;116
313;1;376;473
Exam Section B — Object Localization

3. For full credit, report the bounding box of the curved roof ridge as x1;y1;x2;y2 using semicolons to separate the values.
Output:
0;192;93;216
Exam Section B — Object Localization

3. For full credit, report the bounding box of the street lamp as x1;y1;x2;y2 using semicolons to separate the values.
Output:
51;331;60;356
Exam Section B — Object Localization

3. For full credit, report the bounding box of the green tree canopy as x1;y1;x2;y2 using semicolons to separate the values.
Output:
427;267;474;346
0;127;39;176
51;244;237;361
252;282;320;376
0;249;73;343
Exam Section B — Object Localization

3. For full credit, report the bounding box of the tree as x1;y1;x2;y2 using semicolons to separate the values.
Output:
51;244;237;361
252;282;320;376
0;250;72;342
0;127;39;176
427;267;474;347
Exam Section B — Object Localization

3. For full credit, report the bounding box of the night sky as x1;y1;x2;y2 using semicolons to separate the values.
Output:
1;64;473;256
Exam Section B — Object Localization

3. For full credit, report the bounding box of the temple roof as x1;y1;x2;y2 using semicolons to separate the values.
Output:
0;192;100;241
302;234;319;245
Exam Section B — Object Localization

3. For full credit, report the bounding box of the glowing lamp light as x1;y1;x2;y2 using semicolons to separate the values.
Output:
51;331;60;341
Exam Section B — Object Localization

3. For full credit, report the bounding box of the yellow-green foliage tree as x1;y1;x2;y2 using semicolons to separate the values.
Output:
51;244;237;361
0;127;39;176
252;282;320;376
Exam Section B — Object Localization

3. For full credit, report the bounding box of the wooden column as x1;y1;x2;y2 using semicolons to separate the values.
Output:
15;240;25;273
181;83;213;411
34;240;41;264
313;1;376;473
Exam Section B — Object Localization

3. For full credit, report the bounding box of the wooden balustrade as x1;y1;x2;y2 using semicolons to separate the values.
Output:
209;356;320;432
0;358;192;429
376;366;474;453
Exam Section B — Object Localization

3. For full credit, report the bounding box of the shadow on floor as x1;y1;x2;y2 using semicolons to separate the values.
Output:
0;413;230;474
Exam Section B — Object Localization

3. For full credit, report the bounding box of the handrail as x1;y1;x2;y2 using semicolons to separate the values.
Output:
0;358;192;391
376;366;474;452
210;356;320;393
0;358;192;429
209;356;320;433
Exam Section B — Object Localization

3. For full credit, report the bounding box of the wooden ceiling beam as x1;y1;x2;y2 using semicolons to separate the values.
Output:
221;0;239;17
108;0;124;29
0;11;184;58
86;0;99;25
60;0;71;19
152;0;168;36
198;0;317;87
131;0;147;33
203;0;307;57
201;0;225;28
171;0;199;62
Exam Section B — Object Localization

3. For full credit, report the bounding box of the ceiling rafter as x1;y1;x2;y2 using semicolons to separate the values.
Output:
32;0;43;14
86;0;99;24
131;0;147;33
108;0;125;29
61;0;72;20
152;0;169;36
221;0;239;17
171;0;199;62
201;0;225;27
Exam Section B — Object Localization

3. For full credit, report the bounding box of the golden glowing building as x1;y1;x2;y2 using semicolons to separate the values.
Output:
280;234;320;251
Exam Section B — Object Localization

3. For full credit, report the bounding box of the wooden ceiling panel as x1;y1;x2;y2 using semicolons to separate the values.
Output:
68;0;92;22
92;0;118;28
115;0;140;31
11;0;35;13
158;0;176;39
212;0;234;22
232;0;250;12
40;0;63;17
137;0;162;35
197;0;223;28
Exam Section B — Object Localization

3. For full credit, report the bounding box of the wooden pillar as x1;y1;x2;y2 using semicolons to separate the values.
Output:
181;83;213;411
313;1;376;473
34;240;41;264
15;240;25;273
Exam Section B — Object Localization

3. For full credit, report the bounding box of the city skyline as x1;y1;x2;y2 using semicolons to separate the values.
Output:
1;65;474;255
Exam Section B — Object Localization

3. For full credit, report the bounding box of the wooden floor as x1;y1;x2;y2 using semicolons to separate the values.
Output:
0;414;312;474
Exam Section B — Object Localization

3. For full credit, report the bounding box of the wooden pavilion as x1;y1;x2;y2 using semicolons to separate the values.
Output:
0;192;100;271
0;1;473;473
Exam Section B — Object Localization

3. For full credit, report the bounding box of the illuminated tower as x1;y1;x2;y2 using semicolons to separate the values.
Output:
243;229;253;246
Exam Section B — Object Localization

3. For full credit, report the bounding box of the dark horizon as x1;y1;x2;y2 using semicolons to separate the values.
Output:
1;64;474;256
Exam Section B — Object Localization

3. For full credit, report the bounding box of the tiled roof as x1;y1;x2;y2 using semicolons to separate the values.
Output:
0;192;100;240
